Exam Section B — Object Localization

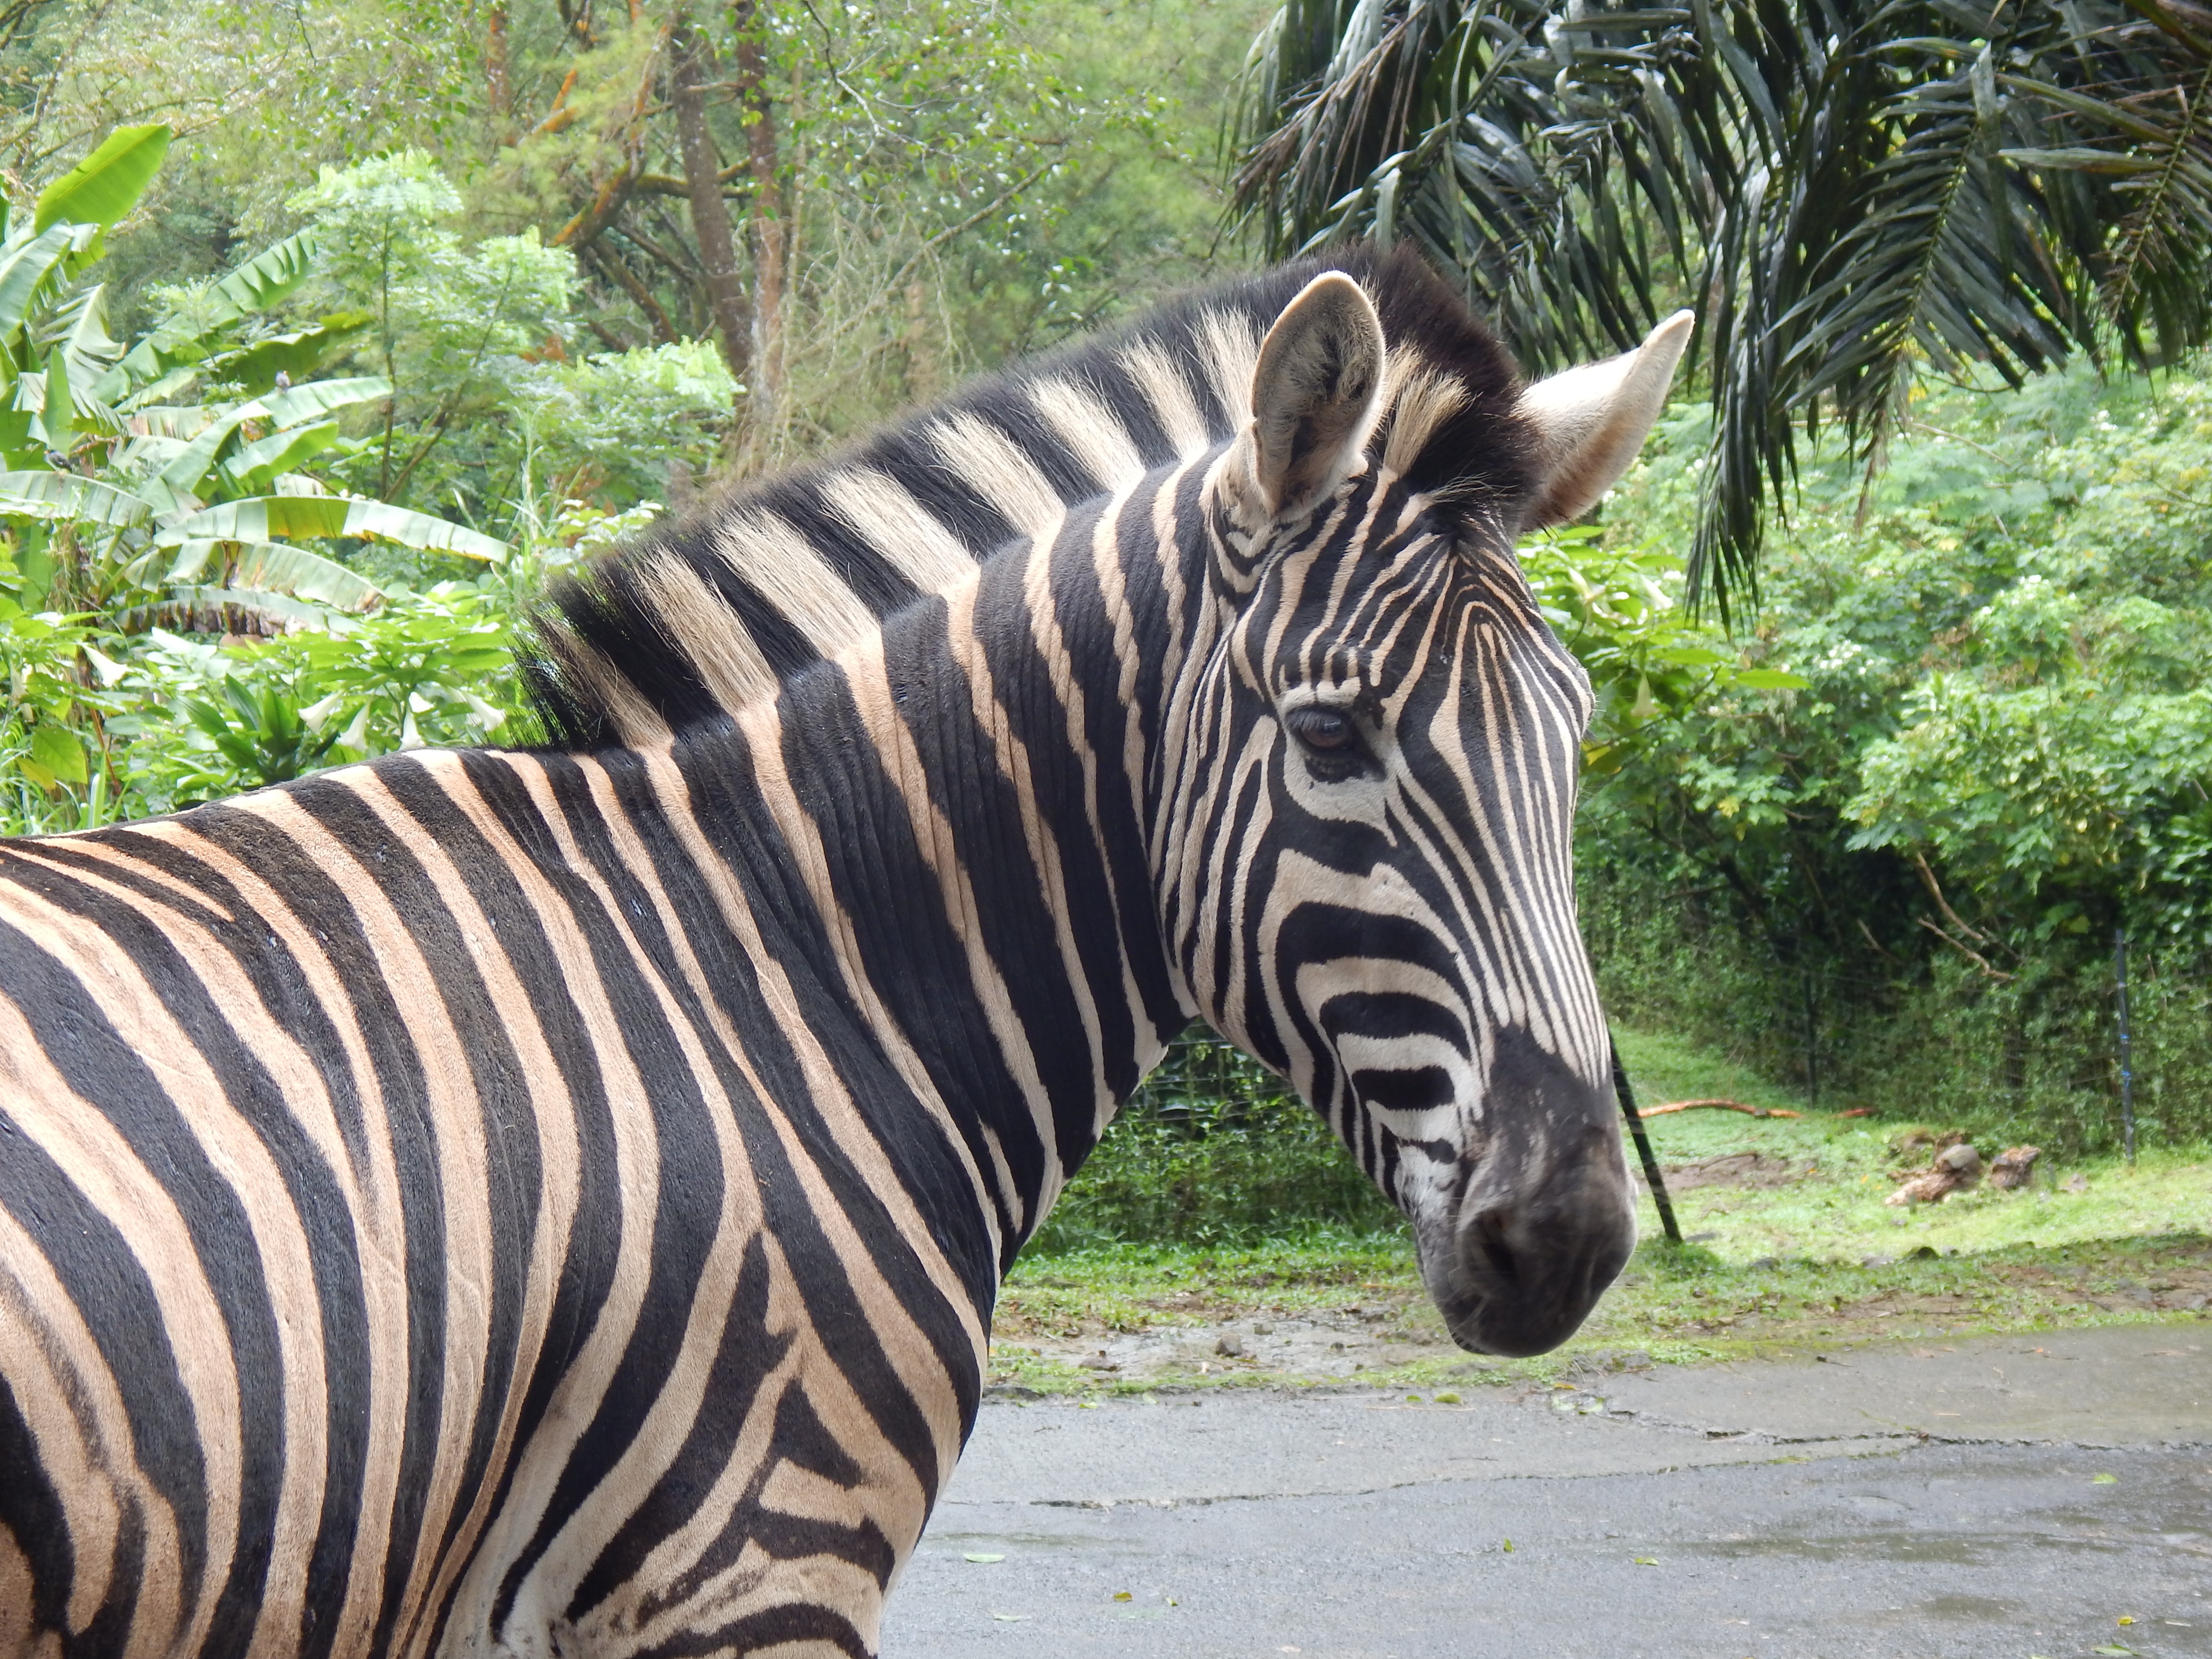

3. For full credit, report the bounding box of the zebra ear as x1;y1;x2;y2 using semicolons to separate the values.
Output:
1247;273;1387;517
1517;311;1694;529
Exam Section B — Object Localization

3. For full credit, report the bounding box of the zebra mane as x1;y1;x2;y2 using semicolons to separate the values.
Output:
522;245;1536;747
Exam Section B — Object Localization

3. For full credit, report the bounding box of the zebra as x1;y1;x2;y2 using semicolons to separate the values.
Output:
0;246;1689;1658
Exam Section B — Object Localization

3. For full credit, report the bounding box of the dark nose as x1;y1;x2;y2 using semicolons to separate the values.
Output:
1420;1059;1637;1357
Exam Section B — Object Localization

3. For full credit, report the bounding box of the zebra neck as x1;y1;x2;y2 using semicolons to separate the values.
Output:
697;486;1202;1262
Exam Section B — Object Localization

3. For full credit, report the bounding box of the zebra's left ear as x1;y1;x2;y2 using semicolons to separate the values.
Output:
1245;272;1388;517
1517;311;1694;529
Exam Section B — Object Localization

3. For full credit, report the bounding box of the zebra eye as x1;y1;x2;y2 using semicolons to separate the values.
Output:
1285;705;1360;754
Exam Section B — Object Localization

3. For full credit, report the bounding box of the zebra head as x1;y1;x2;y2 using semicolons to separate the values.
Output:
1165;269;1690;1357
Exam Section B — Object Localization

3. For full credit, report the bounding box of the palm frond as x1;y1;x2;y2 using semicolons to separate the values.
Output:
1231;0;2212;618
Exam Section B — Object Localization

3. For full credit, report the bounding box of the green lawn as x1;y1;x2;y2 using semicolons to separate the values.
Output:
990;1027;2211;1393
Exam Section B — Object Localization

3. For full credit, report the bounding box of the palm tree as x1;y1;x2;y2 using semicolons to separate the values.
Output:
1231;0;2212;615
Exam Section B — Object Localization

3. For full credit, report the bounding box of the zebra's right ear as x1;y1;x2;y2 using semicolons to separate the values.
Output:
1517;311;1694;529
1245;273;1387;517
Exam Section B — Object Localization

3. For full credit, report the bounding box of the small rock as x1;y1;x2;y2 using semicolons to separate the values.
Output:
2063;1171;2090;1193
1747;1256;1779;1270
1907;1244;1938;1260
1987;1144;2041;1190
1215;1334;1244;1358
1329;1341;1346;1352
1252;1322;1274;1335
1861;1254;1896;1268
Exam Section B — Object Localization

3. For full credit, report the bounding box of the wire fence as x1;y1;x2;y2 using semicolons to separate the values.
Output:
1584;884;2212;1152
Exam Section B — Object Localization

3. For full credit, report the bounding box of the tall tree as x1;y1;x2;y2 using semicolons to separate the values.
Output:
671;7;756;398
1232;0;2212;615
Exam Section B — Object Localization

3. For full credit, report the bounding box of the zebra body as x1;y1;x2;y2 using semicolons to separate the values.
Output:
0;250;1688;1657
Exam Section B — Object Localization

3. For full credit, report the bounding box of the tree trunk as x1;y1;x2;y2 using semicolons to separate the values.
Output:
485;4;511;125
672;9;755;402
732;0;785;434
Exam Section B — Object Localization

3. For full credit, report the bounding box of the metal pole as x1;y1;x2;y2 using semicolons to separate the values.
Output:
1610;1034;1682;1244
1801;968;1819;1105
2116;930;2136;1166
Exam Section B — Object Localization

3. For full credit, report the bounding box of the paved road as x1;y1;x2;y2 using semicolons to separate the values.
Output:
884;1324;2212;1658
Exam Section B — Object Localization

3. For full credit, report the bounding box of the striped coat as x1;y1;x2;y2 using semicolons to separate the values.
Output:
0;249;1687;1658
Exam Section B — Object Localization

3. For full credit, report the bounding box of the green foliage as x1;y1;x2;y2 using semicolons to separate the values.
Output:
0;126;557;823
178;679;341;790
1032;1026;1397;1251
286;152;576;507
1520;523;1806;776
515;339;737;505
1580;354;2212;1151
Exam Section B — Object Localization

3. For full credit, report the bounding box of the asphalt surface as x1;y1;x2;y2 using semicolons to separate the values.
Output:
884;1324;2212;1659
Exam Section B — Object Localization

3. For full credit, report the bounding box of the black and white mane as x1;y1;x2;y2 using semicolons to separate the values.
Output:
522;246;1537;747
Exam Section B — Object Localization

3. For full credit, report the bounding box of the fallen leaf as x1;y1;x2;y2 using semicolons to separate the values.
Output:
2093;1472;2119;1484
1634;1557;1659;1566
1113;1591;1132;1602
1434;1391;1462;1404
2117;1616;2136;1625
990;1612;1028;1622
1501;1539;1514;1553
2092;1646;2136;1657
963;1553;1005;1564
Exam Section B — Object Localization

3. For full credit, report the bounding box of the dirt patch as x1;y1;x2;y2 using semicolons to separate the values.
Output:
995;1296;1465;1383
1659;1150;1811;1190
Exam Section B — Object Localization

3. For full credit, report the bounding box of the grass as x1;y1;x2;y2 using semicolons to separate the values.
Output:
988;1026;2212;1394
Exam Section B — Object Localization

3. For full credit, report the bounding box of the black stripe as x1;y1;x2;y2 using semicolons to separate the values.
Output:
0;917;211;1611
0;1372;71;1639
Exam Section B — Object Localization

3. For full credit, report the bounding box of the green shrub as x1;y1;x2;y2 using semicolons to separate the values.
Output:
1580;356;2212;1152
1033;1027;1398;1253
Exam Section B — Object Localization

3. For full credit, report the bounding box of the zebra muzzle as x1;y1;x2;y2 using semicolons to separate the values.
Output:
1426;1100;1638;1358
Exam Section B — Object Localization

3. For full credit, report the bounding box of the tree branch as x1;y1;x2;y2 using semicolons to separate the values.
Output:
1917;916;2016;981
551;30;668;250
585;240;678;344
1911;850;1996;946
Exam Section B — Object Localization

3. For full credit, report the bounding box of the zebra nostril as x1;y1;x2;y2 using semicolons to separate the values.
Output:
1463;1206;1517;1283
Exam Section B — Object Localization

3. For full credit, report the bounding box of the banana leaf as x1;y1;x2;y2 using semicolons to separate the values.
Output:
0;470;155;528
221;421;342;494
206;229;318;323
33;125;170;235
102;229;323;396
222;314;373;397
0;225;79;348
156;495;508;563
42;284;121;396
255;375;390;430
225;540;383;610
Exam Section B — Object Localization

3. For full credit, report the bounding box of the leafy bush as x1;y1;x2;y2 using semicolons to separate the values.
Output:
1580;356;2212;1151
1034;1027;1398;1253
